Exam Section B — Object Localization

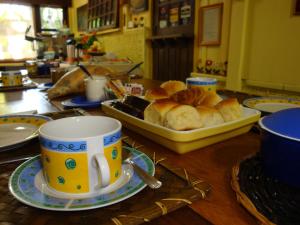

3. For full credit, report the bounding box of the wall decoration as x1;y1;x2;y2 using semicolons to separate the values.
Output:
130;0;148;13
77;4;88;32
199;3;223;46
292;0;300;15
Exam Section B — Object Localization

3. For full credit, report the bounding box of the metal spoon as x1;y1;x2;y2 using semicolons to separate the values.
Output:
123;149;162;189
78;64;94;80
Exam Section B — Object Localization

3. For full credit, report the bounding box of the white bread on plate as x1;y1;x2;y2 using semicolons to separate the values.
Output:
163;105;203;131
200;91;223;107
160;80;186;96
215;98;242;122
196;106;224;127
144;87;169;101
144;99;179;125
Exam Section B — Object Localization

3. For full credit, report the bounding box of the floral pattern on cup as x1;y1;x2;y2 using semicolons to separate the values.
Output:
65;158;77;170
57;176;65;184
112;148;118;160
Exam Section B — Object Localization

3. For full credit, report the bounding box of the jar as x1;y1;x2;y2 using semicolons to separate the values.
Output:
50;67;67;84
1;70;23;87
25;60;37;76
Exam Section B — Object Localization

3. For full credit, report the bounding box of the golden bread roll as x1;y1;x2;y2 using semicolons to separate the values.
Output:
163;105;203;131
144;87;169;101
170;87;207;106
196;106;224;127
47;65;112;99
160;80;186;96
215;98;242;122
144;99;179;125
201;91;223;107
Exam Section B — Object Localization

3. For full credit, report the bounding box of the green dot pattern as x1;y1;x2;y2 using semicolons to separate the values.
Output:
65;158;76;170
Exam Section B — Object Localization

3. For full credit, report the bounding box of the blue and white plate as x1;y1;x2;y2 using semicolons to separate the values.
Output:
243;97;300;114
61;96;101;108
0;115;52;152
9;147;154;211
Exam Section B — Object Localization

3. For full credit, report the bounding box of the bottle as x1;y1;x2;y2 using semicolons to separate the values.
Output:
133;17;138;28
66;38;76;64
169;4;179;27
180;1;192;25
123;4;130;29
58;48;65;61
139;16;145;27
159;6;168;28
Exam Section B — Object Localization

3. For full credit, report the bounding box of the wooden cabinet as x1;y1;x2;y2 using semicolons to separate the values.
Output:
151;0;195;81
87;0;119;31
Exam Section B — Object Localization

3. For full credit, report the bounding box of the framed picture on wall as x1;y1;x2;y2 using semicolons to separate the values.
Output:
199;3;223;46
292;0;300;15
77;4;88;32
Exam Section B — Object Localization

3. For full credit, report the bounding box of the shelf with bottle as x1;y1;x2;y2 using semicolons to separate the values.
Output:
158;1;192;28
155;0;194;36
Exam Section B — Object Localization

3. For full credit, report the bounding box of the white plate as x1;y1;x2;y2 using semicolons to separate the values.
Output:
9;147;155;211
0;115;51;152
243;97;300;113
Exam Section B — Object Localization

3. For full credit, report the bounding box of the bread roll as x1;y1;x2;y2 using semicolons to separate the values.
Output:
144;99;179;125
201;91;223;107
160;80;186;96
163;105;203;131
170;87;207;106
47;65;112;99
215;98;242;122
144;87;169;101
196;106;224;127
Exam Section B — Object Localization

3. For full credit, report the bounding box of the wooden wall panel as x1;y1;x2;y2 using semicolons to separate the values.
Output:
152;38;194;82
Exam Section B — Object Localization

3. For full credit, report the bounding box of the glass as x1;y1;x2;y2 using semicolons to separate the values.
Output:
50;67;68;84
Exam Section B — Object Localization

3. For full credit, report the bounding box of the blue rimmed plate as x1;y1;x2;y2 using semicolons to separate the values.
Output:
0;115;52;152
9;147;155;211
61;96;101;109
38;82;53;90
243;96;300;114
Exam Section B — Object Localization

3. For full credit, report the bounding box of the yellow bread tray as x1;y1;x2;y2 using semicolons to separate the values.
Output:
102;100;261;154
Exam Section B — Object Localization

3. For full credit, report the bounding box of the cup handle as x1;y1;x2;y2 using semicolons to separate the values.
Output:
93;153;110;188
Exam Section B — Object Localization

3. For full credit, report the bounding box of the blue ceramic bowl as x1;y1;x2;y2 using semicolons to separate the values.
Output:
259;108;300;187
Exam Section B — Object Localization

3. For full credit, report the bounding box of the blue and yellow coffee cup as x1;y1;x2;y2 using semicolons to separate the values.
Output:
186;77;217;92
39;116;122;195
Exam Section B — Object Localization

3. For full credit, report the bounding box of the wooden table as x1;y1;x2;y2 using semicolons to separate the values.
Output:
0;78;57;115
0;78;260;225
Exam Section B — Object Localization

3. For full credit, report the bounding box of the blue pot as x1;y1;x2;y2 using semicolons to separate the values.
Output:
259;108;300;187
